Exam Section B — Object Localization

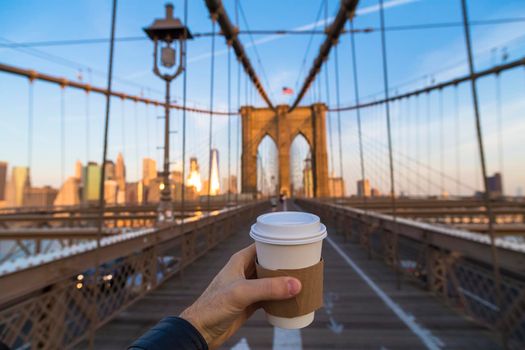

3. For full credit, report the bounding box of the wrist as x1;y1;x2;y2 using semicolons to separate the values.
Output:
180;307;212;347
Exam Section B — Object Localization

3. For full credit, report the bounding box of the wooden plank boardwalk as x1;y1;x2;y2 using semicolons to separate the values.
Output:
80;201;501;349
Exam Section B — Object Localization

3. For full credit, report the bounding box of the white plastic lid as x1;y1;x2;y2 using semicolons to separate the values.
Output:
250;211;327;245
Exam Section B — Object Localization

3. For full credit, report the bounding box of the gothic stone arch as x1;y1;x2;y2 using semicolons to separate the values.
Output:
241;103;329;197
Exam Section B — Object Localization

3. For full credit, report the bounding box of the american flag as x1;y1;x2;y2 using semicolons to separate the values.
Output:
282;87;293;95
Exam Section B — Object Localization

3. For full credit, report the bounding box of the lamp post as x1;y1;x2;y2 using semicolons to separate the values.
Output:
144;3;192;222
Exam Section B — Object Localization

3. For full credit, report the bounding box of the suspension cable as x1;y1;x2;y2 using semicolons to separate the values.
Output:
349;20;368;211
121;99;126;159
495;72;504;185
330;56;525;112
293;0;325;101
146;101;151;158
334;45;344;197
460;2;504;344
290;0;359;112
238;1;274;102
60;87;65;185
85;91;90;162
207;20;217;213
454;85;460;195
324;64;335;197
134;102;139;183
181;0;188;232
0;62;235;115
406;96;411;194
27;80;34;170
93;0;117;346
227;45;232;203
426;92;431;195
439;89;445;196
379;0;400;289
236;0;241;204
323;1;335;198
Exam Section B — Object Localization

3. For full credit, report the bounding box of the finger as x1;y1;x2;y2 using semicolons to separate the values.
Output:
230;277;302;308
229;244;257;273
233;244;256;262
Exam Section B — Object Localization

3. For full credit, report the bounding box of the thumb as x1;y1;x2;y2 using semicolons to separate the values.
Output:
231;277;302;308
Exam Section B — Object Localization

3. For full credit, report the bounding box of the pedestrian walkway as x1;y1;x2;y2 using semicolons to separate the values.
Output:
84;200;501;349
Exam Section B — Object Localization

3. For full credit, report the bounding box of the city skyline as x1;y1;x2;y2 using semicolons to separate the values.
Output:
1;0;524;200
0;147;244;208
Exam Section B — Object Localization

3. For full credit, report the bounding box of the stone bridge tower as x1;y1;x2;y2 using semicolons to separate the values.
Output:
241;103;329;197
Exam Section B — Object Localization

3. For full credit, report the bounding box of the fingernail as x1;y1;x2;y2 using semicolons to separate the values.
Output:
287;279;301;296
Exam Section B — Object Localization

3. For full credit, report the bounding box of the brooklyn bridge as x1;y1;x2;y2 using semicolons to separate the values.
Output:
0;0;524;349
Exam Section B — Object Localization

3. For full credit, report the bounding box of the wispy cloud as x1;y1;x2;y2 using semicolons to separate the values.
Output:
187;0;419;64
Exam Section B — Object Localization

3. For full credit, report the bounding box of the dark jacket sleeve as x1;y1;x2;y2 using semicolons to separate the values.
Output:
128;316;208;350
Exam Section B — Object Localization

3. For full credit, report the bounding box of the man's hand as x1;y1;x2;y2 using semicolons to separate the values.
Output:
180;244;302;349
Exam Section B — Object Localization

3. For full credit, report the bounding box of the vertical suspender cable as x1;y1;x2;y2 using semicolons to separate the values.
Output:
235;0;240;204
406;97;411;194
134;102;139;183
146;102;151;158
324;65;335;197
207;19;216;213
236;79;240;204
27;80;34;169
60;88;66;185
228;46;232;203
349;20;367;212
121;99;126;158
460;1;504;345
93;0;117;347
495;73;503;189
181;0;188;232
454;85;460;195
426;92;431;195
416;96;421;196
439;89;445;196
379;0;400;289
86;91;91;162
334;45;344;198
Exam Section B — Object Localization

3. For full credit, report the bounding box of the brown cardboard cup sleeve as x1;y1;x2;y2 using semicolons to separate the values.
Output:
255;258;323;318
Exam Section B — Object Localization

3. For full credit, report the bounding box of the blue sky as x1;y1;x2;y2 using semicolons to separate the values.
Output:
0;0;524;196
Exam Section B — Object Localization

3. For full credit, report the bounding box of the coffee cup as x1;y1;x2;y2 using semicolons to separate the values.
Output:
250;211;327;329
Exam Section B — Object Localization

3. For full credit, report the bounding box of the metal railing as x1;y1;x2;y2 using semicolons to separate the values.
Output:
297;198;525;350
0;200;269;349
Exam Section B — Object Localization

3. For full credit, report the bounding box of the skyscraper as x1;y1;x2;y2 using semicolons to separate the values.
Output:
142;158;157;187
487;172;503;197
0;161;7;201
168;170;182;200
116;153;126;204
104;180;118;204
187;157;202;193
104;160;116;180
75;160;83;180
23;186;58;208
222;175;238;195
82;162;101;202
328;177;345;197
9;166;30;206
54;177;80;206
357;179;371;197
209;149;220;196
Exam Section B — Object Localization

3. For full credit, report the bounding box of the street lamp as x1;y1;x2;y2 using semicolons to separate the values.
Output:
144;3;192;222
